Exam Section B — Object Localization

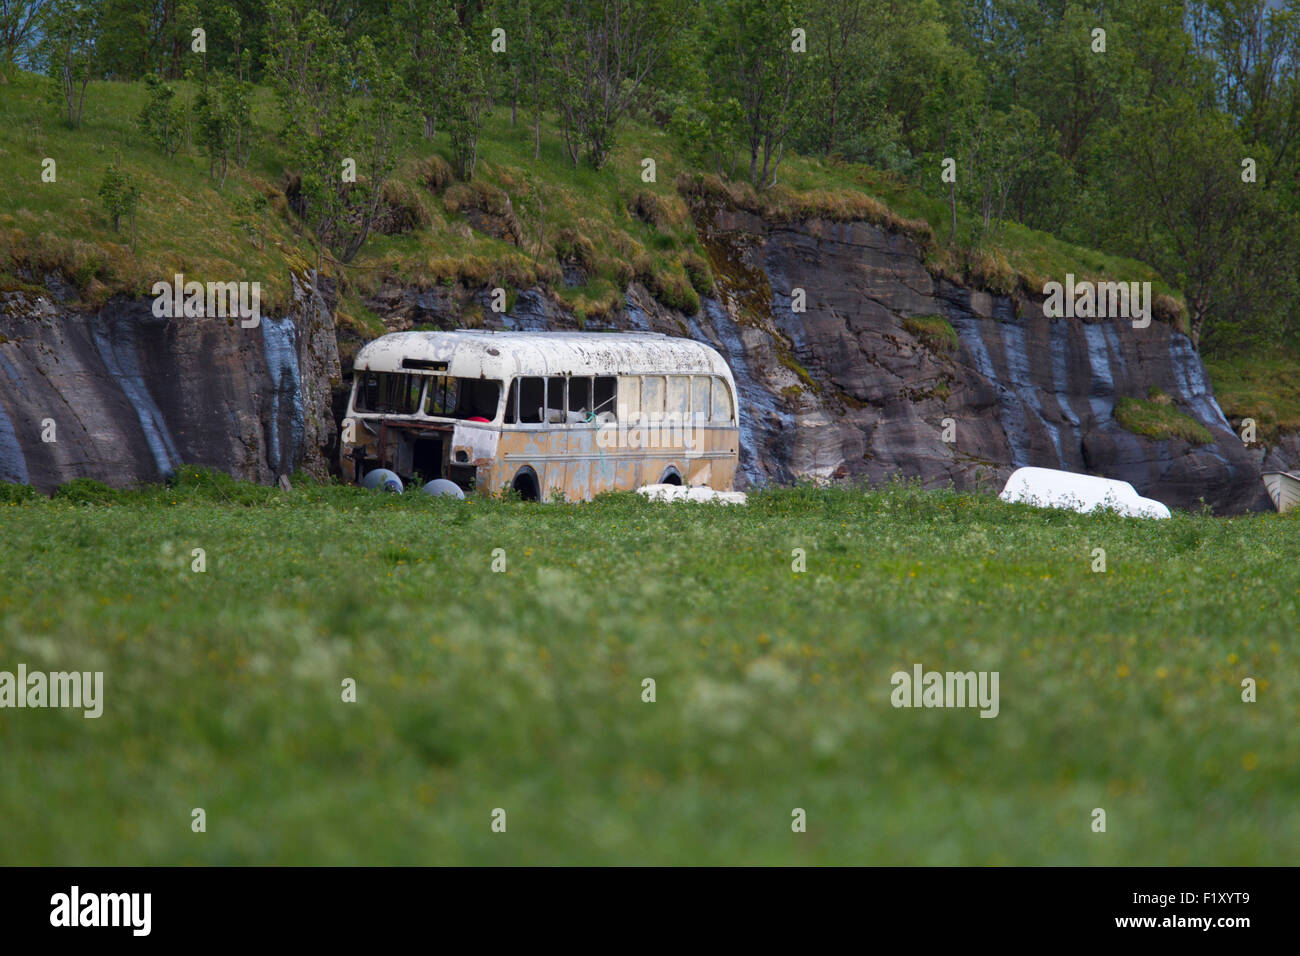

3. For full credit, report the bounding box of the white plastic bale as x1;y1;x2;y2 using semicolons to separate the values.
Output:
636;483;748;505
999;466;1171;519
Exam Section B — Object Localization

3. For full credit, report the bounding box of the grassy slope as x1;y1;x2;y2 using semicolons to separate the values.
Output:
1;69;1292;437
0;474;1296;864
2;71;1176;320
1203;349;1300;443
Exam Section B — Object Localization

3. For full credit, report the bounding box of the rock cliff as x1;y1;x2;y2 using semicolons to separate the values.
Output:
0;272;340;490
0;202;1282;513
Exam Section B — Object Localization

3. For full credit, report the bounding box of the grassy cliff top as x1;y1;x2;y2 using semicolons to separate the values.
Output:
9;70;1285;442
1;70;1181;331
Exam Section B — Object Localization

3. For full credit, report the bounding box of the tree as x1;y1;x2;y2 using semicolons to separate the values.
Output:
1190;0;1300;187
497;0;560;159
265;0;408;262
137;73;187;158
189;8;253;184
40;0;101;128
97;160;139;238
398;0;452;141
0;0;47;74
711;0;804;189
441;23;490;180
1100;96;1260;348
552;0;688;168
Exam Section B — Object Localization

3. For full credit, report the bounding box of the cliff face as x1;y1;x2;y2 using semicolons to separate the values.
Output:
0;272;340;491
686;205;1270;513
0;207;1281;514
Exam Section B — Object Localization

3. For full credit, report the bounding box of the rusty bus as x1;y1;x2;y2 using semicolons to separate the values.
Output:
340;330;740;500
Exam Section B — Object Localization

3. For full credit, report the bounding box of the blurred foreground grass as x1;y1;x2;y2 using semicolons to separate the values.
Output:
0;470;1296;864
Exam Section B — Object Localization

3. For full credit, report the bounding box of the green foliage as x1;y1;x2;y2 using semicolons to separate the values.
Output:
136;73;186;158
96;160;139;235
1115;395;1214;444
39;0;98;128
903;314;959;354
264;0;406;262
0;481;41;503
51;476;117;503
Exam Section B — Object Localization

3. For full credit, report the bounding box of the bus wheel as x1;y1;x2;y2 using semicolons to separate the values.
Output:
511;467;540;501
659;466;683;485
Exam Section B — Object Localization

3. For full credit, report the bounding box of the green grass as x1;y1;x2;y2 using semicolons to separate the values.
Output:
1203;349;1300;443
1115;394;1214;445
0;470;1296;864
1;69;1188;330
903;314;959;354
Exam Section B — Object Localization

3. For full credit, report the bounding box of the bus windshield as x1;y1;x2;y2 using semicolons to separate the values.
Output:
354;372;502;421
424;376;502;421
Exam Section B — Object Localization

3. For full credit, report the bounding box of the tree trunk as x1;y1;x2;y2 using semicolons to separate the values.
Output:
948;181;957;245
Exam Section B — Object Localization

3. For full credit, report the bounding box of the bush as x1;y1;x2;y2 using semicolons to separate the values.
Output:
97;163;140;235
0;482;42;504
52;477;117;504
136;73;185;159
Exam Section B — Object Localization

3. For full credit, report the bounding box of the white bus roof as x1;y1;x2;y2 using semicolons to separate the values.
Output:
354;330;736;383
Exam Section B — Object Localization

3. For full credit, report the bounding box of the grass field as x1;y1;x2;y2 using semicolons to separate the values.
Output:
0;470;1296;865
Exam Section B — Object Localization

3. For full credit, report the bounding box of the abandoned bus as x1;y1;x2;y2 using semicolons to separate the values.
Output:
341;330;740;500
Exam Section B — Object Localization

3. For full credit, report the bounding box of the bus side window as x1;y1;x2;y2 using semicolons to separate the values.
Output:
568;377;592;419
617;376;639;420
518;377;545;423
642;376;665;418
504;379;519;423
457;378;501;420
545;376;566;423
666;376;689;416
594;377;617;421
691;376;710;421
711;377;734;423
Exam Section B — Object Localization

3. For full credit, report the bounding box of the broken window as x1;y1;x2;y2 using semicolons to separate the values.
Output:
356;372;424;414
453;379;501;421
423;377;502;420
593;377;617;421
425;377;458;416
568;377;592;418
545;377;566;423
508;377;545;424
